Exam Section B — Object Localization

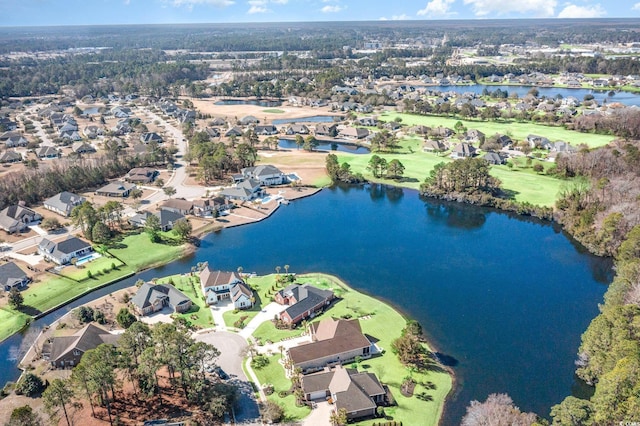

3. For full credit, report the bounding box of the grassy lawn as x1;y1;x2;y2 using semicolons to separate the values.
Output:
377;112;615;148
0;308;31;342
223;274;277;328
59;255;128;281
262;109;285;113
155;274;214;329
108;232;187;271
251;273;452;426
251;354;311;422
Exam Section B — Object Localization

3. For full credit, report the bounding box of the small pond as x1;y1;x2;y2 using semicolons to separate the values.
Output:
214;99;282;107
278;138;370;154
271;115;343;125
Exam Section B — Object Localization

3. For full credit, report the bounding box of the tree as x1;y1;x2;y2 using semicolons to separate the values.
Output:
15;372;45;397
295;134;304;150
303;135;318;151
42;379;74;426
551;396;593;425
461;393;537;426
387;159;405;179
172;218;192;242
41;217;62;231
8;287;23;309
262;400;284;423
130;188;143;202
163;186;176;198
367;155;387;178
533;163;545;173
75;306;95;323
6;405;44;426
116;307;137;329
145;214;161;242
91;221;112;244
330;407;348;425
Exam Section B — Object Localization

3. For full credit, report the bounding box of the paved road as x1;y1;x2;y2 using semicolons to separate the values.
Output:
193;331;261;425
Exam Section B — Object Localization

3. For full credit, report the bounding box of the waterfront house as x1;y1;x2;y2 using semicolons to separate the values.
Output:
0;261;29;291
275;284;334;326
254;125;278;136
128;209;186;232
44;192;86;217
339;127;369;140
241;165;287;186
132;282;192;316
95;181;136;197
315;123;338;137
219;179;263;202
46;323;120;368
199;266;254;309
38;236;92;265
302;365;386;421
285;124;310;135
0;205;42;233
287;318;373;374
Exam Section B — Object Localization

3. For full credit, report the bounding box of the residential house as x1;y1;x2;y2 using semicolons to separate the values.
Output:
338;127;369;140
110;106;132;118
4;134;28;148
254;125;278;136
241;165;287;186
199;266;254;309
204;127;221;138
285;124;310;135
239;116;259;125
551;141;577;153
494;134;513;148
315;123;338;138
60;130;82;141
36;146;60;159
131;282;192;316
219;179;263;202
0;261;29;292
72;142;97;154
129;209;185;232
0;117;17;131
140;132;163;144
357;118;378;127
161;198;212;217
0;205;42;233
302;365;386;421
45;323;120;368
287;318;373;374
225;127;244;138
465;129;485;144
483;152;507;165
125;167;157;184
275;284;334;326
210;117;227;127
383;121;401;131
83;125;103;139
423;140;447;153
210;196;232;213
450;143;477;159
0;150;22;163
44;192;86;217
526;134;552;149
429;126;454;138
38;236;92;265
95;181;136;197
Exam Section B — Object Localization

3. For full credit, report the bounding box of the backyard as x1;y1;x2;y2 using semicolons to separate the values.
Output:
107;232;188;271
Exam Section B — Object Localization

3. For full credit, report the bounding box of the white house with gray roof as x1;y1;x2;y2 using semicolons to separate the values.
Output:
38;236;92;265
240;165;287;186
44;192;86;217
0;262;29;291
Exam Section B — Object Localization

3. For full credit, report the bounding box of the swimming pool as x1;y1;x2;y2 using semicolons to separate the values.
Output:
75;252;102;265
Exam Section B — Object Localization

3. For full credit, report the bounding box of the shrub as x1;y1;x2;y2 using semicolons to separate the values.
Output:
15;373;44;397
251;355;270;370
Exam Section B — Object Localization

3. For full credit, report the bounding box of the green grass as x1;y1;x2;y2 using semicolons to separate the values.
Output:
251;354;311;422
59;255;128;281
251;273;452;426
156;274;214;329
263;109;285;114
222;275;272;328
379;112;614;148
0;308;31;342
108;232;187;271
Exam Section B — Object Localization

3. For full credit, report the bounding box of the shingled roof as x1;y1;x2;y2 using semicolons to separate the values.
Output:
49;323;120;364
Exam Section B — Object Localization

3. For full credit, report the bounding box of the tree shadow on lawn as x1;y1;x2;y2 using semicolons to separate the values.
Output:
19;305;42;316
498;188;519;201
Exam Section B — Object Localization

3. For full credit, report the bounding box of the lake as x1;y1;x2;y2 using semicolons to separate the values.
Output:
214;99;282;107
0;186;610;424
271;115;343;125
278;138;370;154
420;84;640;106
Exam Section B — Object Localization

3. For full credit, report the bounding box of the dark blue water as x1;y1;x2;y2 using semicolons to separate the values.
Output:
278;138;370;154
0;186;610;424
272;115;343;125
421;84;640;106
214;99;282;107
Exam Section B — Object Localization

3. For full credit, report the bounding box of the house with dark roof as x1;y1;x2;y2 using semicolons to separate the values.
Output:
287;318;373;374
225;127;244;138
0;205;42;233
314;123;338;137
275;284;334;326
95;181;136;197
338;127;369;140
0;261;29;291
45;323;120;368
450;143;477;159
199;266;254;309
0;150;22;163
125;167;157;184
140;132;163;144
254;125;278;136
302;365;386;421
285;124;310;135
422;140;447;153
241;165;287;186
38;236;92;265
483;152;507;165
3;134;28;148
36;146;60;159
239;115;259;125
72;142;97;154
131;282;192;316
526;134;552;149
44;192;86;217
128;209;186;232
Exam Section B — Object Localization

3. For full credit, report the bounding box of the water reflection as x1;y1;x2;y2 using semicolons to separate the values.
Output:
424;200;488;230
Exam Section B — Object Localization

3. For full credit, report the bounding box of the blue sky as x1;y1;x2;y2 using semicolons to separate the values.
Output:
1;0;640;26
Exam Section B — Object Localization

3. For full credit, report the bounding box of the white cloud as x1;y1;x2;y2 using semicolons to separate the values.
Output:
557;3;606;18
463;0;556;17
321;5;343;12
379;14;410;20
248;5;268;13
271;0;288;3
170;0;235;6
633;2;640;11
417;0;455;17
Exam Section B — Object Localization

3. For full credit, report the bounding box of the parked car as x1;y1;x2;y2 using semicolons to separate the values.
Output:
214;366;229;380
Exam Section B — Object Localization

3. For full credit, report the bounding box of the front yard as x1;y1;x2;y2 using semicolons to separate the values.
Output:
155;274;214;329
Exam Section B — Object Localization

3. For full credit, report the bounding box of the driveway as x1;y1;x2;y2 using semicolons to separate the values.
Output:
193;331;261;424
238;302;285;339
302;401;332;426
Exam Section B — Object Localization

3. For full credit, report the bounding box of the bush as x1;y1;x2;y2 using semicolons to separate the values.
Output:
251;355;270;369
75;306;95;323
15;373;44;397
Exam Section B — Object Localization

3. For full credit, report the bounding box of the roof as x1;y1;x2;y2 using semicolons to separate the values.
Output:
200;267;243;289
39;236;91;257
289;318;370;365
231;282;253;302
162;198;194;211
96;181;136;195
0;150;21;162
44;192;85;215
0;262;27;288
37;146;59;157
49;323;120;363
132;282;191;311
280;284;334;321
243;165;283;178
